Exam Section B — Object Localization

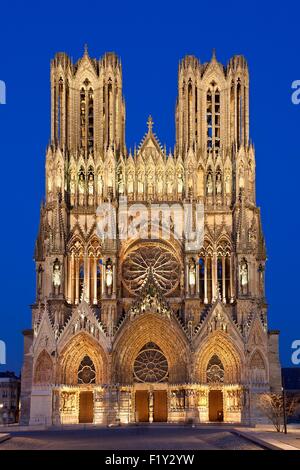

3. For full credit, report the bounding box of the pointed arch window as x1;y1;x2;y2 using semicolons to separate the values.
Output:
206;84;221;150
78;355;96;384
57;78;63;144
206;355;224;383
97;261;101;302
79;262;84;300
199;257;205;301
80;82;94;152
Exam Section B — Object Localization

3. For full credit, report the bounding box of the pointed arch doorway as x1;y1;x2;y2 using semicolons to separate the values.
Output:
78;355;95;423
208;390;223;422
133;342;169;423
207;355;224;422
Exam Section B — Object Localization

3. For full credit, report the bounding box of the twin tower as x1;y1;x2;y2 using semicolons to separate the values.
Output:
51;48;249;157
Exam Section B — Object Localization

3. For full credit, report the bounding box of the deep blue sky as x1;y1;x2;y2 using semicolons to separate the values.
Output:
0;1;299;373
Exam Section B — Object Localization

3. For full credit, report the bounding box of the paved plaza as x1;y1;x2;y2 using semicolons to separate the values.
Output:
0;426;264;450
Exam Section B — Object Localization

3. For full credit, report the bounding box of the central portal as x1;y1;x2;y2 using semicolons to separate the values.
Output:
208;390;223;422
135;390;168;422
79;391;94;423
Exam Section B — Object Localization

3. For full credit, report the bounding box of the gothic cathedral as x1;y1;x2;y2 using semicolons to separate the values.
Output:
20;49;281;425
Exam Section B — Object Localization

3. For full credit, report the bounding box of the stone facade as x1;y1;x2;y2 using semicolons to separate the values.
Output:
20;48;281;426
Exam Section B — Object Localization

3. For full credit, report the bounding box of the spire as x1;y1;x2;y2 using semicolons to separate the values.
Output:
84;43;89;56
147;115;154;134
211;48;217;62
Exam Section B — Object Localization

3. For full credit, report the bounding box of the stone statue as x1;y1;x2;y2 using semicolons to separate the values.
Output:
240;260;248;294
88;174;94;195
52;259;61;293
127;173;134;195
88;173;94;206
177;172;183;194
206;173;213;195
137;174;144;195
167;174;174;195
225;172;231;194
78;173;85;205
189;263;196;289
216;173;222;195
118;172;125;195
97;174;103;199
70;172;76;205
157;176;163;196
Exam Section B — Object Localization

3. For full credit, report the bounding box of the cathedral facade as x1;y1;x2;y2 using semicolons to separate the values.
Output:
20;49;281;425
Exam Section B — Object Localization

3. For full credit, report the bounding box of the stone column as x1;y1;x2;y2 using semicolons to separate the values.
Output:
196;261;200;296
204;258;208;304
67;256;72;303
185;259;189;296
222;256;226;303
212;253;217;301
93;258;97;304
230;253;234;302
112;260;117;298
75;257;79;304
70;254;74;304
101;258;106;297
85;256;90;303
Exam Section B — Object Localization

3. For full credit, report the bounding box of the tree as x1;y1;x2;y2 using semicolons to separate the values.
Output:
258;393;297;432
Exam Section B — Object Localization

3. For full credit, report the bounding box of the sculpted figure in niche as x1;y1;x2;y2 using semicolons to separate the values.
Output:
147;171;154;198
177;171;184;195
88;173;94;206
52;258;61;295
225;169;231;194
216;172;222;195
167;173;174;195
206;173;213;195
97;173;103;200
127;172;134;195
157;174;163;196
70;171;76;205
118;172;125;195
239;259;248;294
78;172;85;205
137;171;144;195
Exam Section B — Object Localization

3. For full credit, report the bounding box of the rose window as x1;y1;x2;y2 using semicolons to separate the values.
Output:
133;343;169;383
206;355;224;383
122;245;180;296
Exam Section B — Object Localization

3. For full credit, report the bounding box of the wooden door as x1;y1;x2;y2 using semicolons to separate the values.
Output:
208;390;223;422
79;391;94;423
153;390;168;422
135;390;149;422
